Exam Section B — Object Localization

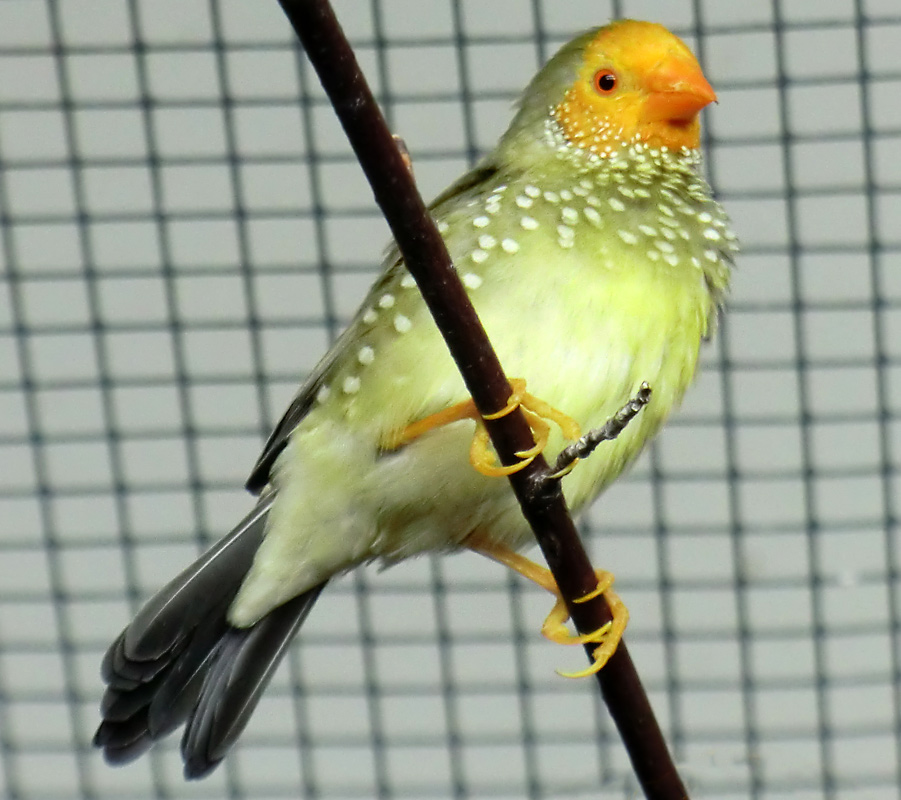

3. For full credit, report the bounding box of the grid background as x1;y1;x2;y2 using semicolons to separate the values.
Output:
1;0;900;798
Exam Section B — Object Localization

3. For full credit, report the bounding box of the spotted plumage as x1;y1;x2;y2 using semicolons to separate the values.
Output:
94;19;737;778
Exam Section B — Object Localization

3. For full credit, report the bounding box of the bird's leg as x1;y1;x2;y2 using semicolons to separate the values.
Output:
384;378;581;477
384;400;480;448
470;541;629;677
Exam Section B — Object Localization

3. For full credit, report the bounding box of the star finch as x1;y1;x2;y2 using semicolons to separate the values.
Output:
95;19;736;778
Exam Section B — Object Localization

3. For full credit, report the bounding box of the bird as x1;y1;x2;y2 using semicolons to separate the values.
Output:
94;19;737;779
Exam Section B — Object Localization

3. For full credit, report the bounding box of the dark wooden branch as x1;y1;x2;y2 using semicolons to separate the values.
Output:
277;2;689;798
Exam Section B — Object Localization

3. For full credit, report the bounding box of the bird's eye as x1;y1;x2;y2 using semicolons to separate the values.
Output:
593;70;618;95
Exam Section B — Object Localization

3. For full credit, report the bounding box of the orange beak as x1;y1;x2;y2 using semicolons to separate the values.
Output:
642;58;717;124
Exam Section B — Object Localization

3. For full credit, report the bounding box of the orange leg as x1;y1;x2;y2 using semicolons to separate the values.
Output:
384;379;582;478
384;398;480;449
471;542;629;677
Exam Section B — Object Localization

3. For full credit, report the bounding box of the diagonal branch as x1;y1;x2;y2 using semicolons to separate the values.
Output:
277;1;689;798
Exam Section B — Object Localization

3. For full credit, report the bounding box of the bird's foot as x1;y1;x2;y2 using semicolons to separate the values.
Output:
471;378;581;477
383;378;580;477
471;542;628;677
542;574;629;677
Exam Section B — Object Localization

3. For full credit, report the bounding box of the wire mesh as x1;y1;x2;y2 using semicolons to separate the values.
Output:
1;0;899;798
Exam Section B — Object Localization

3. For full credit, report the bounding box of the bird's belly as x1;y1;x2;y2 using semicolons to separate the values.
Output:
232;258;709;623
370;268;709;561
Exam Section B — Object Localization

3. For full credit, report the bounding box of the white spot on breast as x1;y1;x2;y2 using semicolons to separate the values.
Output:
617;185;635;199
342;376;361;394
316;384;331;403
501;238;520;254
697;211;713;224
471;249;489;264
664;253;680;267
586;195;601;207
520;216;539;231
524;185;541;198
478;234;497;250
357;346;375;365
462;272;483;289
703;228;722;241
400;274;417;289
558;237;575;249
543;191;560;204
378;293;395;309
655;240;675;254
561;207;579;225
516;195;533;209
608;197;626;212
647;249;661;262
557;224;575;240
473;216;490;228
559;189;573;201
437;220;449;234
657;203;675;217
362;308;378;324
584;207;602;226
394;314;412;333
638;224;657;237
704;249;720;262
617;229;638;245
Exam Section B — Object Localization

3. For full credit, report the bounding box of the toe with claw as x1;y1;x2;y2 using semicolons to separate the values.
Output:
542;572;629;677
471;542;628;677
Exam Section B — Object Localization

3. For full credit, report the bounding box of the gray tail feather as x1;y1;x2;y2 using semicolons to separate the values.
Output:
93;494;326;779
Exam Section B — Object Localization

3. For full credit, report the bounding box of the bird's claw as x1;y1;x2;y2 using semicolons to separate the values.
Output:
471;378;581;477
540;569;629;678
470;543;629;679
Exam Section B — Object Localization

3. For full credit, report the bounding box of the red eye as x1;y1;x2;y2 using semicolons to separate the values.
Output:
594;70;618;94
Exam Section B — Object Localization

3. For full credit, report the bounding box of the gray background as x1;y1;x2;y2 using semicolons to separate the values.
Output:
1;0;899;798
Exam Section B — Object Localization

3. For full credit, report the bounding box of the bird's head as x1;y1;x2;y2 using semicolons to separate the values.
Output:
500;20;716;162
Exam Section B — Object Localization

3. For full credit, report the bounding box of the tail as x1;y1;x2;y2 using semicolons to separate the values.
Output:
93;494;326;779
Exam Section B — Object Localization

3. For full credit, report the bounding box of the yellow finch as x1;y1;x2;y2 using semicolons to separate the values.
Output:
94;19;736;778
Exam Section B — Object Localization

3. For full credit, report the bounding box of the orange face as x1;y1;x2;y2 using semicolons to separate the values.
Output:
553;20;717;154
